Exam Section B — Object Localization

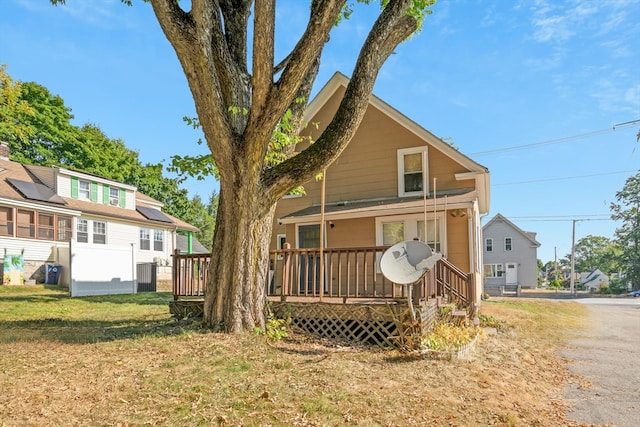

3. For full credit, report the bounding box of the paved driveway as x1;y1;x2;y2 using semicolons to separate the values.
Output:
559;297;640;427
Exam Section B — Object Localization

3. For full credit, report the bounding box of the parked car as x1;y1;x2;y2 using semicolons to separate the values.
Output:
629;289;640;297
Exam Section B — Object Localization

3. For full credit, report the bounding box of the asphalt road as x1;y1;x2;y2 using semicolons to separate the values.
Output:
559;297;640;427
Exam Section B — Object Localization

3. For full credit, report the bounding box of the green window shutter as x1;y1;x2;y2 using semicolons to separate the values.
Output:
71;177;79;199
119;188;126;208
90;182;98;202
103;184;109;204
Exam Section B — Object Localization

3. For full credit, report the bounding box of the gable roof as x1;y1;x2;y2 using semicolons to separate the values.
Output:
0;158;197;232
304;72;490;213
580;269;609;285
483;213;541;247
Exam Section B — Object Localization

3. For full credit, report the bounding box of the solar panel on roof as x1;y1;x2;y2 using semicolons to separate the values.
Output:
7;178;66;205
136;206;174;223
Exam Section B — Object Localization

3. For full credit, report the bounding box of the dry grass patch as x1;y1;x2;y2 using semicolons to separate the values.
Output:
0;287;595;426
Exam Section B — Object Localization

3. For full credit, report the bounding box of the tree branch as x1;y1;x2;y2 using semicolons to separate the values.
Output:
263;0;419;198
244;0;345;155
150;0;235;177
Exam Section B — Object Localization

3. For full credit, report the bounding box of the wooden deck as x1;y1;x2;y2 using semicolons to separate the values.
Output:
170;246;476;346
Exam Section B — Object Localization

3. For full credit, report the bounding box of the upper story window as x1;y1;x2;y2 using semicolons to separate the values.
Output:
109;187;120;206
397;147;428;197
78;180;90;200
71;177;98;202
505;237;513;251
485;238;493;252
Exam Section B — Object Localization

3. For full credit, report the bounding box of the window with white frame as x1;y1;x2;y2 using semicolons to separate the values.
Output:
485;238;493;252
376;213;444;253
109;187;120;206
153;229;164;251
417;219;441;253
78;180;90;200
77;219;89;243
484;264;504;278
57;216;72;241
397;146;428;197
505;237;512;251
140;228;150;250
93;221;106;244
382;221;404;246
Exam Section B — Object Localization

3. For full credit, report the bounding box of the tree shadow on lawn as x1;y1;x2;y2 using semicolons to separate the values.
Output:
0;316;209;344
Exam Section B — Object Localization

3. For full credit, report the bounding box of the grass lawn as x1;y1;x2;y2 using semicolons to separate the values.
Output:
0;285;590;426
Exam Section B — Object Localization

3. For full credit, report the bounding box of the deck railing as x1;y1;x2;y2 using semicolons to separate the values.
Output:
172;247;473;310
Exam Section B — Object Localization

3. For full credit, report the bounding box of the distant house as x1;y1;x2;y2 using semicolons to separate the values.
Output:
579;269;609;291
482;213;540;295
0;142;198;296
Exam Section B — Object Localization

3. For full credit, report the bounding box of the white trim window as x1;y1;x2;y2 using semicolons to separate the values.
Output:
93;221;106;244
484;264;504;278
78;180;91;200
397;146;428;197
504;237;513;251
153;229;164;251
375;213;444;253
485;238;493;252
140;228;150;250
77;219;89;243
109;187;120;206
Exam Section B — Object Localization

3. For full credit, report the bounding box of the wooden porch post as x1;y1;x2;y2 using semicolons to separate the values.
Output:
282;243;291;301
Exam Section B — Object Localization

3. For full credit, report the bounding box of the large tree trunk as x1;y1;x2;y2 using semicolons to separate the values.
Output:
203;185;276;333
150;0;427;333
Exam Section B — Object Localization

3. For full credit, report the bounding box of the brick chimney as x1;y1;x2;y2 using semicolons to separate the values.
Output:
0;142;9;160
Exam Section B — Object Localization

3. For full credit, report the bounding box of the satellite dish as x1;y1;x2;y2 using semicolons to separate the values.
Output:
380;240;443;285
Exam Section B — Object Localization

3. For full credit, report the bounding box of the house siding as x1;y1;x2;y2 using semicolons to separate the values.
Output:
57;174;72;198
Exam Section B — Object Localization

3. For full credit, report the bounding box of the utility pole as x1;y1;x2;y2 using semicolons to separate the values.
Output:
570;220;576;296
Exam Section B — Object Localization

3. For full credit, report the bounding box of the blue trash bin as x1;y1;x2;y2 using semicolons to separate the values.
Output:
44;264;61;285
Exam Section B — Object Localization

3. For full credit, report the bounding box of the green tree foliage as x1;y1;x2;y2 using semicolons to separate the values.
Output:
570;235;622;274
610;171;640;289
0;65;35;144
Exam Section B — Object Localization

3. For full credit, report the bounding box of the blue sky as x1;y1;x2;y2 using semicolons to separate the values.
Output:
1;0;639;263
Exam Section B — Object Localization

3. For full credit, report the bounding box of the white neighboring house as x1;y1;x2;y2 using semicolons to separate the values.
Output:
482;213;541;295
579;269;609;291
0;143;198;296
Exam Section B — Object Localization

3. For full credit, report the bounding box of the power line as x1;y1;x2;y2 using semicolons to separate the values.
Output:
494;170;637;186
469;119;640;157
500;215;613;223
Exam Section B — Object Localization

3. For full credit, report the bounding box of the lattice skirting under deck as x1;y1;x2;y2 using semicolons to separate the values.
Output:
269;300;438;348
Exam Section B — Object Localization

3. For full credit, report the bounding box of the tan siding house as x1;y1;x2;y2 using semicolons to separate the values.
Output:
272;73;490;303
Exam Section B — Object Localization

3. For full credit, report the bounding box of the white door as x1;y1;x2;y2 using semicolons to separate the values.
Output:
505;262;517;285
